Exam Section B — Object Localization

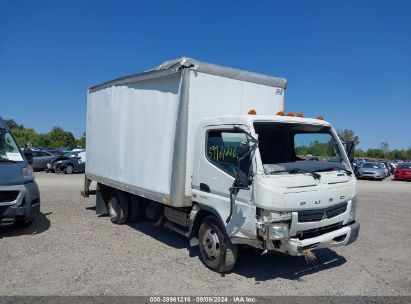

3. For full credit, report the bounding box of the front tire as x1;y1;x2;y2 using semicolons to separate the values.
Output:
64;164;74;174
107;190;129;224
198;216;238;273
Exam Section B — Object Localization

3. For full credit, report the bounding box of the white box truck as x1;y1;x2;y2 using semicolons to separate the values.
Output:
83;57;360;272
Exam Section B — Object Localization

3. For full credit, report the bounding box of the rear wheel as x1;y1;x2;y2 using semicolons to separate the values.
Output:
107;190;129;224
198;216;238;273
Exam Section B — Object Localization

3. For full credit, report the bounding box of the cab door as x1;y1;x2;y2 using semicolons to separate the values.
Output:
195;126;257;241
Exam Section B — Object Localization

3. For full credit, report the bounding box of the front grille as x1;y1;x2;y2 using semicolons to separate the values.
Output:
0;191;19;203
297;222;344;240
298;202;348;223
363;171;375;174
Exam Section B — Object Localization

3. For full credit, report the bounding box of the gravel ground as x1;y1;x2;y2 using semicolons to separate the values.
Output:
0;172;410;296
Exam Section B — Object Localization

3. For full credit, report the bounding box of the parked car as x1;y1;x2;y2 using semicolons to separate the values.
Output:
45;148;64;156
357;162;385;180
0;116;40;227
47;150;86;174
387;162;395;174
379;161;390;177
394;162;411;181
31;150;55;171
352;159;364;176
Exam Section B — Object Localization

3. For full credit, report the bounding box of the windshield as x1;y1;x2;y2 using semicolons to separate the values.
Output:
398;163;411;169
253;122;349;175
0;129;24;162
64;152;78;158
362;163;381;169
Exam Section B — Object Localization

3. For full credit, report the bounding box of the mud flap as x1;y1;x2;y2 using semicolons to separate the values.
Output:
96;186;108;215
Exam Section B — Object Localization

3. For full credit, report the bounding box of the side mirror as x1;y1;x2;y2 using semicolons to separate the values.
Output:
234;170;249;188
345;140;355;164
238;153;253;185
24;150;33;165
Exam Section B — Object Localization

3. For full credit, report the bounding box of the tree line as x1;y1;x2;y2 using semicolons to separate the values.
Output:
5;119;85;149
338;129;411;160
4;119;410;160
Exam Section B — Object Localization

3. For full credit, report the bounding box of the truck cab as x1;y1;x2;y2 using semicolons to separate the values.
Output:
0;116;40;227
191;114;359;269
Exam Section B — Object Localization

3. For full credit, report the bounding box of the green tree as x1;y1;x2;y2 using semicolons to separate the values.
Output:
338;129;360;146
379;142;389;158
47;127;76;149
366;149;384;159
354;148;366;157
4;118;81;149
75;132;86;148
5;119;23;130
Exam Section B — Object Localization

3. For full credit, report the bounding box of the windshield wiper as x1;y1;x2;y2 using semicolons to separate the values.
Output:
288;168;321;180
314;166;352;176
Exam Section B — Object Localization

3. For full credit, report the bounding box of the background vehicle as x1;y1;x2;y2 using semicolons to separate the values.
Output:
357;162;385;180
32;150;55;171
0;116;40;227
352;159;363;176
44;148;64;156
48;150;86;174
82;58;359;272
394;162;411;181
387;162;395;174
379;162;390;178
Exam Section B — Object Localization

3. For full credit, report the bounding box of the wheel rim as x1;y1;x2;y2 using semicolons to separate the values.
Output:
202;228;220;261
109;196;119;218
66;165;73;174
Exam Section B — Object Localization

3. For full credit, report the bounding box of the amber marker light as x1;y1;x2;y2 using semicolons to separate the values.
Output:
248;109;257;115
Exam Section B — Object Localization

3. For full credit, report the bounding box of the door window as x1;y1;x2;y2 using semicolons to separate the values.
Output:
206;130;249;177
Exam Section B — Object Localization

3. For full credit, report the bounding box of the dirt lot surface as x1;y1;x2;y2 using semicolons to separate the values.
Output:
1;172;410;296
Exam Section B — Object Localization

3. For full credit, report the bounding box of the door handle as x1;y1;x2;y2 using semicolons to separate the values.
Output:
200;183;210;193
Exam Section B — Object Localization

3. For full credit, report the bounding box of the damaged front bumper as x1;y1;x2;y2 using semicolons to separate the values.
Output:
253;200;360;254
267;221;360;255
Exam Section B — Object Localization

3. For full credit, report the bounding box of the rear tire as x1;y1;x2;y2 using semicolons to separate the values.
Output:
198;216;238;273
128;195;145;222
107;190;129;224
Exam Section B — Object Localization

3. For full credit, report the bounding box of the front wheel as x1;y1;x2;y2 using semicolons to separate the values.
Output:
64;164;74;174
198;216;238;273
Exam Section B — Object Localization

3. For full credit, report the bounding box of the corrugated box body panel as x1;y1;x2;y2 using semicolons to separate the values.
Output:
184;71;285;196
86;73;182;200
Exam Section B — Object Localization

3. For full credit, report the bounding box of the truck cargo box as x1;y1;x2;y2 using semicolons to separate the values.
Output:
86;57;287;207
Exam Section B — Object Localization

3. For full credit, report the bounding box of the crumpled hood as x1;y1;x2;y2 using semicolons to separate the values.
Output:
254;171;356;211
0;161;27;186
